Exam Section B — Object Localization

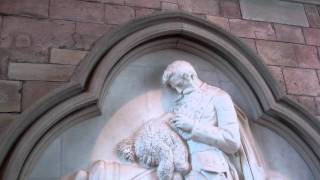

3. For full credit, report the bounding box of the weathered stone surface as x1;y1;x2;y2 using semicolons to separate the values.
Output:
135;8;158;18
303;28;320;46
239;38;257;53
87;0;124;4
207;15;230;31
8;63;75;81
267;66;286;91
240;0;309;27
304;4;320;28
283;68;320;96
256;40;297;66
105;5;135;25
220;0;241;18
0;16;75;63
229;19;275;40
125;0;161;8
0;80;21;112
297;96;317;115
189;0;219;15
22;81;64;110
0;0;49;18
50;48;87;65
0;49;9;79
74;22;114;50
0;113;18;139
161;2;178;11
315;97;320;115
50;0;104;23
293;45;320;69
274;24;304;44
177;0;193;12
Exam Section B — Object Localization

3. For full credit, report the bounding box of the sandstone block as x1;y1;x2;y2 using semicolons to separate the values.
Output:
274;24;304;44
283;68;320;96
304;4;320;28
161;2;178;11
135;8;158;18
0;80;21;112
303;28;320;46
293;44;320;69
50;0;104;23
220;0;241;18
125;0;160;9
267;66;286;91
207;15;230;31
50;48;87;65
0;0;49;18
105;4;135;25
229;19;276;40
8;63;75;81
239;38;257;54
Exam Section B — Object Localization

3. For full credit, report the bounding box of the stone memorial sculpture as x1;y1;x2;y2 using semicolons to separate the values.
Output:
117;113;190;180
71;60;265;180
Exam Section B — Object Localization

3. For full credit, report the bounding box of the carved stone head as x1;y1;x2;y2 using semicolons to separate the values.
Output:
162;60;198;94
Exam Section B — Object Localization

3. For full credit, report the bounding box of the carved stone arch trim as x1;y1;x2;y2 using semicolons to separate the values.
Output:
1;12;320;179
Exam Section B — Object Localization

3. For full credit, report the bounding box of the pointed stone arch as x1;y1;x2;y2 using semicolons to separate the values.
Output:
1;12;320;179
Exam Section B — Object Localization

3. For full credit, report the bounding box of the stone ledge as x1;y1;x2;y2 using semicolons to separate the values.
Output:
8;63;75;81
50;48;88;65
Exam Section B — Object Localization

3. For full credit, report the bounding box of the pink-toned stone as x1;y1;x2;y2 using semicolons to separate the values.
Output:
90;0;125;4
135;8;158;18
256;40;298;66
297;96;317;115
315;97;320;115
177;0;193;12
229;19;276;40
50;48;88;65
0;16;75;63
22;81;64;110
283;68;320;96
8;63;75;81
74;22;114;50
293;44;320;69
125;0;161;9
50;0;104;23
161;2;179;11
0;0;49;18
105;4;135;25
304;4;320;28
15;34;31;48
207;15;230;31
303;28;320;46
220;0;241;18
239;38;257;54
0;80;21;112
267;66;286;91
274;24;304;44
190;0;219;16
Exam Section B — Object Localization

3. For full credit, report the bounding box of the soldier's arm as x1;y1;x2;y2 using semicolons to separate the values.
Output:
190;92;241;154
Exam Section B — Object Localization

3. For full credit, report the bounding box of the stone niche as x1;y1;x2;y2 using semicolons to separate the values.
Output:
3;13;319;180
28;49;314;180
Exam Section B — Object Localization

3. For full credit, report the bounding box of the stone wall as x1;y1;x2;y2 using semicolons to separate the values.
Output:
1;0;320;130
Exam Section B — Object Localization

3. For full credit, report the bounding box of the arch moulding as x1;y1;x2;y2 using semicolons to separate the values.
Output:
1;12;320;179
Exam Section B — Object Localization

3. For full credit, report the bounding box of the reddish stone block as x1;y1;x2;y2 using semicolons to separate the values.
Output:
229;19;276;40
105;4;135;25
177;0;193;12
135;8;158;18
274;24;304;44
240;38;257;54
297;96;317;115
303;28;320;46
267;66;286;91
22;81;64;110
190;0;219;16
0;80;21;112
50;48;88;65
0;16;75;63
161;2;178;11
125;0;161;9
304;4;320;28
256;40;298;66
93;0;125;4
207;15;230;31
220;0;241;18
0;0;49;18
50;0;104;23
74;22;114;50
283;68;320;96
293;45;320;69
8;63;75;81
